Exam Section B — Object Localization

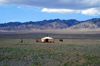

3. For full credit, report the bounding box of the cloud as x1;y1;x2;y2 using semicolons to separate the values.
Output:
17;6;21;8
41;8;79;14
41;8;100;16
0;0;100;16
10;20;17;22
0;0;100;9
82;8;100;16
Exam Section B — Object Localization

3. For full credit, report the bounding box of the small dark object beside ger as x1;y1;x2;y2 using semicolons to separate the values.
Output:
36;39;39;42
59;39;63;42
21;38;23;43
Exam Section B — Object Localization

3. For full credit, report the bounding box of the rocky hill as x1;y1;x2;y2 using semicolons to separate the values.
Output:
0;18;100;30
70;18;100;29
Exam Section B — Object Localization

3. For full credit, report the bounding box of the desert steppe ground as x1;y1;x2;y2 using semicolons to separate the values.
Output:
0;33;100;66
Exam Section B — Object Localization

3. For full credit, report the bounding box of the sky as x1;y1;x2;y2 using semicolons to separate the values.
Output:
0;0;100;23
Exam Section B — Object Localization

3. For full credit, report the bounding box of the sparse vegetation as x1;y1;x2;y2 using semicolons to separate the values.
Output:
0;38;100;66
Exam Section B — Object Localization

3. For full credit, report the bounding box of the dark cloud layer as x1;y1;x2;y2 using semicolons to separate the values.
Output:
0;0;100;10
1;0;100;15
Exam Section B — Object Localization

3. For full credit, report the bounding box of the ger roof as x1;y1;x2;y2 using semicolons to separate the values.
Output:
41;37;53;39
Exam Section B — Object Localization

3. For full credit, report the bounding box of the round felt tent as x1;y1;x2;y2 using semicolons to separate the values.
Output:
41;37;54;43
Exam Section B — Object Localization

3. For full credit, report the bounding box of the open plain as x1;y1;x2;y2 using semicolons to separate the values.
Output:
0;33;100;66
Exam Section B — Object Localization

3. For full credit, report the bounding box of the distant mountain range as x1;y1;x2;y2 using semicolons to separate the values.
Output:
0;18;100;31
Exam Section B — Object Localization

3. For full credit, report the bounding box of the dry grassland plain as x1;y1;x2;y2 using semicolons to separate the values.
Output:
0;34;100;66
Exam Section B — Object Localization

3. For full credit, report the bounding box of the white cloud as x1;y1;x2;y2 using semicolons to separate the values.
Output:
17;6;21;8
0;0;5;1
10;20;17;22
42;8;75;14
41;8;100;16
82;8;100;16
0;0;7;5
